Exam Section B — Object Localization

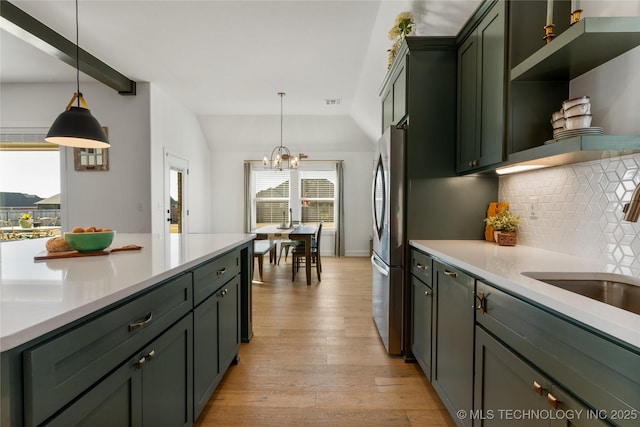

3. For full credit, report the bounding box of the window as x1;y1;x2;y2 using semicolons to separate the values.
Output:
251;165;336;229
254;170;290;228
300;170;335;228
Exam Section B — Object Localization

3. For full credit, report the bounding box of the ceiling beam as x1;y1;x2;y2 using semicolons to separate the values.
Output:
0;0;136;95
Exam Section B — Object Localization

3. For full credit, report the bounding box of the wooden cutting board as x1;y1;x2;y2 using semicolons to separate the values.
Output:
34;244;143;261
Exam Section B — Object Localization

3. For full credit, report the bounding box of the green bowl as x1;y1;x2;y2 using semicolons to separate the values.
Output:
64;231;115;252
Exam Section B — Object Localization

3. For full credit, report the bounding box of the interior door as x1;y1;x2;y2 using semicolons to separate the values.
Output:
164;152;188;237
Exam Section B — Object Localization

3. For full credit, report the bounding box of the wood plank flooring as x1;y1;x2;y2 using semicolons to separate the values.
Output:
195;256;455;427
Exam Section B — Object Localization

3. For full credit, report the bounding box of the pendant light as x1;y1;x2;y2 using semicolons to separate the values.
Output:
46;0;109;149
263;92;299;171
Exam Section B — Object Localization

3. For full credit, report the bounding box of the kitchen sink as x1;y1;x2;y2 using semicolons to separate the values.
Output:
521;272;640;315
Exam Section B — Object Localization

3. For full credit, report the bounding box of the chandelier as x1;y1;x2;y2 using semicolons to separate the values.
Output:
263;92;300;171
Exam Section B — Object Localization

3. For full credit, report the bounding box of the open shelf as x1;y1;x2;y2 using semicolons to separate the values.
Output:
511;17;640;81
501;135;640;170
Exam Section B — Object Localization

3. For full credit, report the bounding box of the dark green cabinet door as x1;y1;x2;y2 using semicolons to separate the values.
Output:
457;33;479;172
47;315;192;427
382;90;393;131
194;289;220;418
392;66;407;124
475;327;609;427
194;276;240;420
457;0;505;173
45;359;142;427
433;261;475;427
477;0;505;167
411;276;433;379
218;277;241;370
474;326;551;427
142;314;193;427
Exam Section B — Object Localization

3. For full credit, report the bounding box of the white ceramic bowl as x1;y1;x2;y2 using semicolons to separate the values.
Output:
551;118;565;130
562;96;590;111
564;103;591;118
551;110;564;122
564;114;592;130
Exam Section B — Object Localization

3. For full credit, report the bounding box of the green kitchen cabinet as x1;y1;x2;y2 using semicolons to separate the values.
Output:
410;249;433;379
46;314;193;427
475;279;640;427
380;62;406;131
193;275;240;419
432;260;475;427
456;0;506;173
474;326;608;427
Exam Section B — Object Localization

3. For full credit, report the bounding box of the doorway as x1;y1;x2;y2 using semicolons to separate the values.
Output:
164;152;188;237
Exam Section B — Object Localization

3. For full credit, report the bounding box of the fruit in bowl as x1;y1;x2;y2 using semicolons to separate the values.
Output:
65;229;115;252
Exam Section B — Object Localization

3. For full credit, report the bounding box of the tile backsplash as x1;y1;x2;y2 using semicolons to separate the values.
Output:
499;153;640;276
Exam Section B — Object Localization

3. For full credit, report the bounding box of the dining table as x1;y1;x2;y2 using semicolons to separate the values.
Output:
253;224;318;285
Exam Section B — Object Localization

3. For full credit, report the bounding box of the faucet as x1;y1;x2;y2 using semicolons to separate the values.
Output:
623;184;640;222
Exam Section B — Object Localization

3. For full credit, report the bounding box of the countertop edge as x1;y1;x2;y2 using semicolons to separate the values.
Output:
0;234;255;352
410;240;640;350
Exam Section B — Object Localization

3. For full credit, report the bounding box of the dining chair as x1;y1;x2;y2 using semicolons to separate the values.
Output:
291;222;323;281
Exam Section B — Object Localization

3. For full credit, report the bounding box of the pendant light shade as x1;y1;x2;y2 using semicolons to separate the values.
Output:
46;93;109;148
46;0;110;149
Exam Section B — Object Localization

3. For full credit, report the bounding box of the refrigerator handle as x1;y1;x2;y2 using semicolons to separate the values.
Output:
371;255;389;277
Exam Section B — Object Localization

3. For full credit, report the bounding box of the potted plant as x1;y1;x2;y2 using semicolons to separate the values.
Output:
19;212;33;229
485;209;520;246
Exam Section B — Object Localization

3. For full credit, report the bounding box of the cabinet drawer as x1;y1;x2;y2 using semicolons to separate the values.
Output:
23;272;193;426
410;249;432;285
193;249;240;306
476;280;640;427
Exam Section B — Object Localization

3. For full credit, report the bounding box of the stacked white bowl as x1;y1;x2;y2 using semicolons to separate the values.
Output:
551;96;592;138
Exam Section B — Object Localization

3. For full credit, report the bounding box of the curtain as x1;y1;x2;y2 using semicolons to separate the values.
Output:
243;162;252;233
335;161;345;257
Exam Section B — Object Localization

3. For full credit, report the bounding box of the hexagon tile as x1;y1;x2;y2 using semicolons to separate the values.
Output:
499;153;640;276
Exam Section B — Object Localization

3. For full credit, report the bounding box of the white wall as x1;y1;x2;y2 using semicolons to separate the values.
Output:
0;82;152;233
149;85;212;235
498;1;640;275
1;81;212;236
199;115;373;256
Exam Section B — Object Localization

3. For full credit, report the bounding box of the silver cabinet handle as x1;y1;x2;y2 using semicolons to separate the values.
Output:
416;263;428;271
216;268;227;276
129;312;153;332
135;350;156;368
473;292;486;313
424;291;432;297
443;269;458;278
220;288;228;297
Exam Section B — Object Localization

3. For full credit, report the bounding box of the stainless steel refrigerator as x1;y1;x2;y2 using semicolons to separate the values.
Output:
371;126;405;355
371;123;498;356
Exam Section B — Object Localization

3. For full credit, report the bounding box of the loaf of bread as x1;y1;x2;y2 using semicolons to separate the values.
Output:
46;236;72;252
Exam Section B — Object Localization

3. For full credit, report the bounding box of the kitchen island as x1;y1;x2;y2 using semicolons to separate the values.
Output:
410;240;640;427
1;233;254;426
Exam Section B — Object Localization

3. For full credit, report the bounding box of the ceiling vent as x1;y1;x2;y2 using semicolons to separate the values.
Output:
324;98;342;106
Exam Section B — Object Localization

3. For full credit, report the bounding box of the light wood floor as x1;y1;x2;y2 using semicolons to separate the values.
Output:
195;256;455;427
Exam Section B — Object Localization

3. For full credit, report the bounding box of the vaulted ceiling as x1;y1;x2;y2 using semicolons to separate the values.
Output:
1;0;481;138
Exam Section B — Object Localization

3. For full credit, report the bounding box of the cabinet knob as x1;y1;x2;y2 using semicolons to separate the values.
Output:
533;381;545;395
425;291;432;297
416;263;428;271
136;356;147;367
547;392;559;409
216;268;227;276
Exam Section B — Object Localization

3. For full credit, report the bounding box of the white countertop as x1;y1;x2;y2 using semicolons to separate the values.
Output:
0;233;254;352
410;240;640;349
